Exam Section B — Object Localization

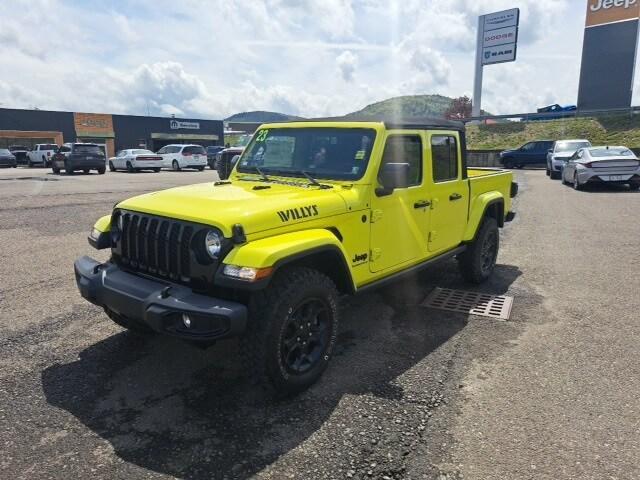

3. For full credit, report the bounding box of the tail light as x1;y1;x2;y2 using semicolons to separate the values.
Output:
182;151;192;157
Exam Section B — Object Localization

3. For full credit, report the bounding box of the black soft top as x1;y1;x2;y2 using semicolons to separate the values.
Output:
301;115;465;132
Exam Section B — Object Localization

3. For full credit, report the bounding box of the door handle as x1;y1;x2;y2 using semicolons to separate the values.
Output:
414;200;431;209
449;193;462;201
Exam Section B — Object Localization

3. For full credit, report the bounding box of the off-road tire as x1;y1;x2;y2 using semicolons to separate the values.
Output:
104;308;154;334
241;267;339;396
109;161;116;172
458;217;499;284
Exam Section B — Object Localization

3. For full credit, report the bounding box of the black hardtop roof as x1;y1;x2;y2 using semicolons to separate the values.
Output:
297;115;465;131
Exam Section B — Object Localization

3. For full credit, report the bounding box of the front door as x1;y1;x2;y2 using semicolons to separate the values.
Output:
427;133;467;253
370;132;431;273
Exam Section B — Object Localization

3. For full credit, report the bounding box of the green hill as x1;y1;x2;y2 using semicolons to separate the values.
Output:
344;94;455;119
225;111;303;122
466;115;640;150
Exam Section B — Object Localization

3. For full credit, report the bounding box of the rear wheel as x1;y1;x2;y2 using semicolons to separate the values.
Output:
153;168;161;173
126;161;134;173
573;173;582;191
550;170;560;180
172;159;181;171
458;217;499;284
242;267;339;396
503;158;514;169
109;161;116;172
52;166;60;174
629;183;640;191
83;169;89;174
197;166;205;171
64;162;74;175
97;166;106;174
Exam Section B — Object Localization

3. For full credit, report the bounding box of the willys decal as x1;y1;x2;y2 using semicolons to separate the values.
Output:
277;205;319;223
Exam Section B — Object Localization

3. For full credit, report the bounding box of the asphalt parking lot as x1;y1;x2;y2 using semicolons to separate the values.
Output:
1;167;639;480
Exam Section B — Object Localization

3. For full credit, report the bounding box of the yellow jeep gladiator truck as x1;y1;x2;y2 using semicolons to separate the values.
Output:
75;119;518;394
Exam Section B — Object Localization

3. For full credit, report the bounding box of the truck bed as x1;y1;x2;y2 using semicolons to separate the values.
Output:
467;168;514;220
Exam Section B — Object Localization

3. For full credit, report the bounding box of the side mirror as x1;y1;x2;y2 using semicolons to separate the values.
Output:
376;162;410;196
548;149;553;153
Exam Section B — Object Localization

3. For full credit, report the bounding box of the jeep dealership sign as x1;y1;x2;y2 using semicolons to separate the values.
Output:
472;8;520;116
578;0;640;109
481;9;519;65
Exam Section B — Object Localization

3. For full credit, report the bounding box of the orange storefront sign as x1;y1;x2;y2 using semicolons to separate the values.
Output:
73;112;114;137
586;0;640;27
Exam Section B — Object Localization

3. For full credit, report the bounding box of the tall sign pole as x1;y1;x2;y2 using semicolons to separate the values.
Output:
472;16;485;117
472;8;520;117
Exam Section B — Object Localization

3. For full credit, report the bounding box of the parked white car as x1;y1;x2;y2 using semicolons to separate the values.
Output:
546;139;591;180
156;144;207;171
108;149;163;173
562;146;640;191
26;143;59;168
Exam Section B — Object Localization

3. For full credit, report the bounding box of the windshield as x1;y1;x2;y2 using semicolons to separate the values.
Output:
589;147;635;158
237;128;377;180
555;141;590;153
0;149;11;155
74;145;102;154
132;149;154;155
9;146;27;151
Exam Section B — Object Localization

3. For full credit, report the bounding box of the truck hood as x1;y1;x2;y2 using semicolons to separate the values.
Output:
116;180;351;236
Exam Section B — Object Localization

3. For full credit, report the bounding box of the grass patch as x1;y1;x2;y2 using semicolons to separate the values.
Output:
466;114;640;150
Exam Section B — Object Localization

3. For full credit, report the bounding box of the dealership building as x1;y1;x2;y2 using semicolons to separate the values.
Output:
0;108;224;158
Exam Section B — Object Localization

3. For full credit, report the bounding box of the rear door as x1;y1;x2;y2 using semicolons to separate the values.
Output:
427;132;468;253
369;132;431;273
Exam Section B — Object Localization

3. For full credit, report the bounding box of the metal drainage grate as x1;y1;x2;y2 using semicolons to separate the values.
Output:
422;287;514;321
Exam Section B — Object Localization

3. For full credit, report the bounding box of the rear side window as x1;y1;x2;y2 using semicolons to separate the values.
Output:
41;144;58;150
379;135;422;187
183;146;206;155
431;135;458;182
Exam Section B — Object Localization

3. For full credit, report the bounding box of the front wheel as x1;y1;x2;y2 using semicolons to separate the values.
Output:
197;166;205;171
503;159;514;169
172;159;181;171
242;267;339;396
97;166;106;175
126;161;134;173
109;161;116;172
458;217;499;284
629;183;639;191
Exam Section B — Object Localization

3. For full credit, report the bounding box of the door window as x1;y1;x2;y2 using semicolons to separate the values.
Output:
379;135;422;187
431;135;458;182
521;142;535;152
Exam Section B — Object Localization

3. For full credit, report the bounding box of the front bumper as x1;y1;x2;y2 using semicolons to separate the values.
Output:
74;256;248;342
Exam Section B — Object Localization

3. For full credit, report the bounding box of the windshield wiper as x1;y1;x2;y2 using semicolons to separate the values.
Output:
255;166;270;181
295;170;332;189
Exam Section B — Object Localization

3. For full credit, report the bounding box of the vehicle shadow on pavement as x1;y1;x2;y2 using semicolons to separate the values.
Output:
41;260;520;480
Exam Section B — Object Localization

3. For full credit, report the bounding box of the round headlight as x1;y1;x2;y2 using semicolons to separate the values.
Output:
205;230;222;258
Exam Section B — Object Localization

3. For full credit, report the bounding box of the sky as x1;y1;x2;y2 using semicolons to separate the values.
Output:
0;0;630;119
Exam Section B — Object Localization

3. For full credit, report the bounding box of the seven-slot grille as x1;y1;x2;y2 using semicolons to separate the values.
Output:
117;211;195;282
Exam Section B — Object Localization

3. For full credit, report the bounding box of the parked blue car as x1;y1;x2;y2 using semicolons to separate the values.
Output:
529;104;577;121
499;140;554;169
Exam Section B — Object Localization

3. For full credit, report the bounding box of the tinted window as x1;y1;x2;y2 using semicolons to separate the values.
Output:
183;146;206;155
0;149;10;155
379;135;422;187
590;147;635;158
41;144;58;150
59;146;71;153
520;143;535;152
132;149;154;155
73;145;102;154
238;128;376;180
431;135;458;182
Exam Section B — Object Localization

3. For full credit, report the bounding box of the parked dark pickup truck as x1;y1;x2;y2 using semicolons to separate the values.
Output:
499;140;554;169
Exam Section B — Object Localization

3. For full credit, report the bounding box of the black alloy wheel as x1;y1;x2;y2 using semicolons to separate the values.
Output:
280;298;331;376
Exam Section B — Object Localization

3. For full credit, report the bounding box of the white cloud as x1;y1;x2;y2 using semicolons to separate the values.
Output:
0;0;614;118
336;50;358;82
